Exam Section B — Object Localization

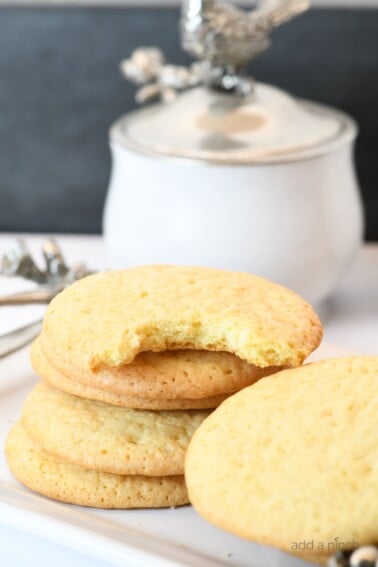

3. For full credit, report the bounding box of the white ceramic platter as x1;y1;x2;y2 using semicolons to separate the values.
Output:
0;342;350;567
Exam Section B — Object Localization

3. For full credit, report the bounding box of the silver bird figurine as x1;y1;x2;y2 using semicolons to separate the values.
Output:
121;0;310;101
181;0;310;68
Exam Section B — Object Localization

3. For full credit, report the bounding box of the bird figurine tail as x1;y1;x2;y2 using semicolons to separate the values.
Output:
257;0;310;27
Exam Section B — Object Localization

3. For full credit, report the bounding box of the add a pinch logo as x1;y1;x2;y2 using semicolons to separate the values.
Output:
291;537;359;553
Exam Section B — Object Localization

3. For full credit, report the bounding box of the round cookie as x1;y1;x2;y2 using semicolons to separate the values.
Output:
6;422;188;509
185;357;378;564
41;265;322;372
36;335;283;400
31;339;230;409
22;381;210;476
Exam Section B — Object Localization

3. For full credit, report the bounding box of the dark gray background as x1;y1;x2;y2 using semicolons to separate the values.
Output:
0;7;377;239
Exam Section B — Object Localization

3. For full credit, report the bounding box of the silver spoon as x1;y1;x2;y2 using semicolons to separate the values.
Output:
0;320;42;359
0;286;64;306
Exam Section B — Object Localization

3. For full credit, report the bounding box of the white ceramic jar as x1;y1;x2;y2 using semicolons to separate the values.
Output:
104;84;363;305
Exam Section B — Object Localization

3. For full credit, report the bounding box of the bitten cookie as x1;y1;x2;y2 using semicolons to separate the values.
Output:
21;381;210;476
185;357;378;565
41;265;322;371
6;422;188;509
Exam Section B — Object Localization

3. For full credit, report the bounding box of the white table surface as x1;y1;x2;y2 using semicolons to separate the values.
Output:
0;234;377;567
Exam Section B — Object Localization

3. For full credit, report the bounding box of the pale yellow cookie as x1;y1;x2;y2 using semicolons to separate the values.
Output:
41;266;322;371
36;335;283;400
22;381;210;476
31;339;230;409
6;422;188;509
185;357;378;564
32;337;283;408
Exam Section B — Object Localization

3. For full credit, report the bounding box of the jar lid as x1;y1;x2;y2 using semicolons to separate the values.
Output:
110;83;357;165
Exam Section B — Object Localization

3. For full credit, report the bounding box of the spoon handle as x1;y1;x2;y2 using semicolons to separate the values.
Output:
0;320;42;359
0;288;62;306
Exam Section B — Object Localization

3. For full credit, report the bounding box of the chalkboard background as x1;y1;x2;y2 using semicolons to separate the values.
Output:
0;7;377;239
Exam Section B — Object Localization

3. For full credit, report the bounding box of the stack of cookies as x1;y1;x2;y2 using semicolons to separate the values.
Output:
6;383;206;508
5;265;322;508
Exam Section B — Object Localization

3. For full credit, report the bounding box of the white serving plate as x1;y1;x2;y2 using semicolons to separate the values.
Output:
0;342;350;567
